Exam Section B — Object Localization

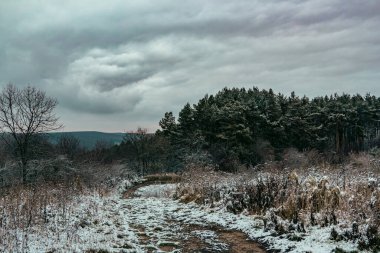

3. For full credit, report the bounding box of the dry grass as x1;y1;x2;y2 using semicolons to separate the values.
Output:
144;173;181;183
0;178;113;251
0;182;73;250
175;155;380;250
175;164;234;204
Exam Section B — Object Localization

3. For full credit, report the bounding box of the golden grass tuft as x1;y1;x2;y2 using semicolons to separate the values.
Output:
144;173;181;183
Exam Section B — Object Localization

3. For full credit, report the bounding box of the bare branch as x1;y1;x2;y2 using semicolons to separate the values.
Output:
0;83;62;183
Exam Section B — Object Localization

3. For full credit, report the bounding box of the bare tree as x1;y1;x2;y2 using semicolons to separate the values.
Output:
125;127;153;176
0;84;61;183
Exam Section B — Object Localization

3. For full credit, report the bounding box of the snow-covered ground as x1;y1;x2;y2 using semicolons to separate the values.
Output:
1;182;367;252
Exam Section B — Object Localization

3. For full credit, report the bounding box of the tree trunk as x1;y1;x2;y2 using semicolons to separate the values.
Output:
21;155;27;183
20;142;28;184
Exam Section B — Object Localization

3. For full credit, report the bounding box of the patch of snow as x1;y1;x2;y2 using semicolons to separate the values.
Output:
191;230;229;251
1;182;370;252
134;183;177;198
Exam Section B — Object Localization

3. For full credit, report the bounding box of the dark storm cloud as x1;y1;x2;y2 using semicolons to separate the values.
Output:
0;0;379;131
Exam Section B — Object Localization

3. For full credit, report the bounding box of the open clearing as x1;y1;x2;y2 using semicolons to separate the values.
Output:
123;183;266;253
2;180;365;252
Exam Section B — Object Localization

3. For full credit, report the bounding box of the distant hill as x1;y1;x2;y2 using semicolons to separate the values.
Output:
47;131;126;150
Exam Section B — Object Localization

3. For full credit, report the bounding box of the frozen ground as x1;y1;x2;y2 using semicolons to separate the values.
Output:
1;182;367;252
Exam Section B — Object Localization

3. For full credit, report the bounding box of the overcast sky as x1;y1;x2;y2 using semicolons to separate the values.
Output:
0;0;379;132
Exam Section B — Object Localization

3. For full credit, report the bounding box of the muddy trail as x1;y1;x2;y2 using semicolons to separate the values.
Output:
123;180;266;253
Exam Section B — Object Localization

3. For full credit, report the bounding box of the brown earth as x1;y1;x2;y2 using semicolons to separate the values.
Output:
124;176;267;253
181;224;266;253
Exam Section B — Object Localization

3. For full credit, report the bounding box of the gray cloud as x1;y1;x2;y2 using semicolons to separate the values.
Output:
0;0;379;131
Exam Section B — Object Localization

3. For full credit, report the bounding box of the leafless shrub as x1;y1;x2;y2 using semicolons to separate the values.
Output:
0;158;78;187
0;180;84;251
0;164;126;252
348;152;371;169
282;148;308;169
76;162;133;188
255;139;275;162
176;164;232;204
304;149;325;166
144;173;181;183
175;161;380;249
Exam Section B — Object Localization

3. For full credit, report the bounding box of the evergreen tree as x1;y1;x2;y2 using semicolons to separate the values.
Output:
156;87;380;171
158;112;177;138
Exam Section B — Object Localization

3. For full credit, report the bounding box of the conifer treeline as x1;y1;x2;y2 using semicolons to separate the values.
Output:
158;87;380;169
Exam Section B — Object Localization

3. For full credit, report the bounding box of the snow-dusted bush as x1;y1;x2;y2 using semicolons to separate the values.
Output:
282;148;309;169
0;158;78;186
0;165;137;252
0;162;22;186
175;165;380;251
27;158;77;182
0;181;81;251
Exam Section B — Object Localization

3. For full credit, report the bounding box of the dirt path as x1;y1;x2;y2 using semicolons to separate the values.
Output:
123;181;267;253
181;224;266;253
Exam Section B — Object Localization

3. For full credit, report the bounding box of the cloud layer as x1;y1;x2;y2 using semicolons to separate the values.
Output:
0;0;379;131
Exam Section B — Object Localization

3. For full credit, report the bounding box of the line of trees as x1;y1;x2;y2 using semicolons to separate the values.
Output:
2;84;380;180
158;87;380;170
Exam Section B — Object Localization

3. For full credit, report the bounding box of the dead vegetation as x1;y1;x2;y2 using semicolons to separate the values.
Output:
144;173;181;183
0;163;134;252
175;152;380;251
181;224;266;253
0;181;82;251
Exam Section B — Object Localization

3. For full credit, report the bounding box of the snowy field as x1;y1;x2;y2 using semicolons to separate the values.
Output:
0;180;367;252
